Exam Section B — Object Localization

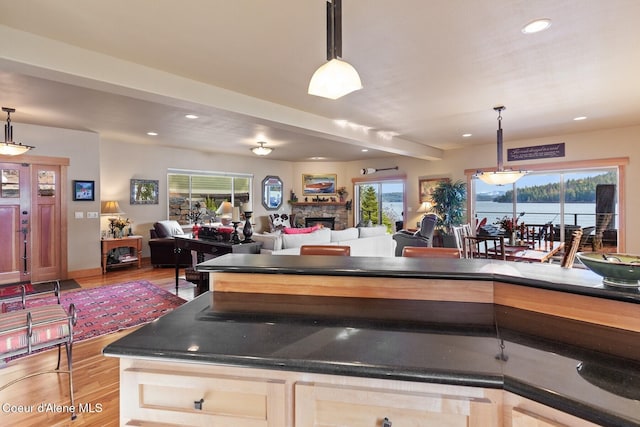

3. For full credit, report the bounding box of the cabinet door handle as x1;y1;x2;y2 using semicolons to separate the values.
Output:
382;417;392;427
194;398;204;410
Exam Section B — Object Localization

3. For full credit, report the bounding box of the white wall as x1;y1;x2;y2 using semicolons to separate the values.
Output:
16;123;101;273
99;139;294;260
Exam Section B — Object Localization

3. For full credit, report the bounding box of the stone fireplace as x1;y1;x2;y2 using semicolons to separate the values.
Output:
305;217;335;229
291;202;348;230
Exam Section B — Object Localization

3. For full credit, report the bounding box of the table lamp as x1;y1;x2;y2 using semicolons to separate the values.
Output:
216;201;233;225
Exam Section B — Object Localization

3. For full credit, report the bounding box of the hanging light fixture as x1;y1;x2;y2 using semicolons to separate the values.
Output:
474;106;528;186
0;107;35;156
308;0;362;99
251;141;273;156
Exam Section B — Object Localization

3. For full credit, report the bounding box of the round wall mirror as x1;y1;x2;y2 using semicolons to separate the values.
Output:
262;175;283;210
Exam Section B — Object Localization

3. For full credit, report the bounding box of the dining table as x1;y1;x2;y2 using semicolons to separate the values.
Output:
504;241;565;262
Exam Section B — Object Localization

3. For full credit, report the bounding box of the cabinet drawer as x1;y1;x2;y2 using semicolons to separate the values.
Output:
295;382;499;427
121;368;286;426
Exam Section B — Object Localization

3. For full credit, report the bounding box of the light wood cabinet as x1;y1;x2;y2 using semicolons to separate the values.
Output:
504;392;600;427
119;362;286;426
118;358;502;427
295;382;500;427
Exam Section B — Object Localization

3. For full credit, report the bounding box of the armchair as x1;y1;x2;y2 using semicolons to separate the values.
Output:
148;220;193;267
392;213;438;256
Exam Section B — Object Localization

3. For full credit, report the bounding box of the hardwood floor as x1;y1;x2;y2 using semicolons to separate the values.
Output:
1;264;191;426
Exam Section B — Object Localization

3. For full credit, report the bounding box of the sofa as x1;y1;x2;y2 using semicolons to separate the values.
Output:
252;225;396;257
148;220;193;267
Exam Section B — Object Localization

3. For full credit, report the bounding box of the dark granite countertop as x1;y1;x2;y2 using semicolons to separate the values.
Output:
104;292;640;426
196;254;640;304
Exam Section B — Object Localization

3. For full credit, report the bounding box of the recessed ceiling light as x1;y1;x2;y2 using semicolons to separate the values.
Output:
147;132;158;136
462;133;472;138
361;148;369;152
522;18;552;34
185;114;199;119
310;157;326;160
573;116;587;121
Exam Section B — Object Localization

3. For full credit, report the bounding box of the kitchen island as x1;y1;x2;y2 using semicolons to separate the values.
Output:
104;255;640;426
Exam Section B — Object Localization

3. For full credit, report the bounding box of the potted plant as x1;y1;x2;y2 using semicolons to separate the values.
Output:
431;180;467;247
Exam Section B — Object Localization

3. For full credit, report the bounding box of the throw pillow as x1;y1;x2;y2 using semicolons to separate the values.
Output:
269;213;294;231
155;220;185;238
283;225;321;234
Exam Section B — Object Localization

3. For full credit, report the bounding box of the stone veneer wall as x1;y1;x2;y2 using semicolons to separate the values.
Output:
290;203;349;230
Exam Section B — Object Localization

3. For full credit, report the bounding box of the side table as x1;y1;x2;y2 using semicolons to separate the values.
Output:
101;235;142;274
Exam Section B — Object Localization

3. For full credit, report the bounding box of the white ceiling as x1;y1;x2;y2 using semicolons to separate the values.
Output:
0;0;639;162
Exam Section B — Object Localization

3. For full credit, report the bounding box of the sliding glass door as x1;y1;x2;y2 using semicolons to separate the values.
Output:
472;167;618;252
354;180;405;233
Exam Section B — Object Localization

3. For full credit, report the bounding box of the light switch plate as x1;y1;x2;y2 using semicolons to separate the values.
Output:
74;211;84;219
87;211;99;219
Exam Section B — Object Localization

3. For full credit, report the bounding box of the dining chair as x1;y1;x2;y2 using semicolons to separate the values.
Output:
300;245;351;256
402;246;462;258
452;225;466;255
463;235;506;260
521;223;554;250
561;229;583;268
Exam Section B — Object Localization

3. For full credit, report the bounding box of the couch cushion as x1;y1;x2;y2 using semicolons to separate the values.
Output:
0;305;71;354
358;225;388;238
252;231;283;252
154;220;185;238
330;227;359;242
281;227;331;249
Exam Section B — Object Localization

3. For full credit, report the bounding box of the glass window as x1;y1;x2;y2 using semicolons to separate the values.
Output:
37;170;56;197
1;169;19;198
168;170;253;225
472;167;619;253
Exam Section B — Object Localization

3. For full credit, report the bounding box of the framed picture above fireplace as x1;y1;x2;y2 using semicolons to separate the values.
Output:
302;173;337;196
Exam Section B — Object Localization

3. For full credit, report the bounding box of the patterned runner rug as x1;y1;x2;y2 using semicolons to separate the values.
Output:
2;280;186;343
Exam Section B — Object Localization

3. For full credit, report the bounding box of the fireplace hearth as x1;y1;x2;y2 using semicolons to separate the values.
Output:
305;217;336;229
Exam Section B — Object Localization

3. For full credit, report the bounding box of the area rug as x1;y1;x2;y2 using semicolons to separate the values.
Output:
3;280;186;343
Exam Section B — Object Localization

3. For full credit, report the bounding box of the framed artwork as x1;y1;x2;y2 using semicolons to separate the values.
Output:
419;177;449;204
130;179;159;205
73;180;95;201
302;173;337;195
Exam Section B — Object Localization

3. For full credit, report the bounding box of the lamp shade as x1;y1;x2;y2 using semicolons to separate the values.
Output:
308;58;363;100
101;200;123;215
475;170;528;186
417;201;432;213
0;142;31;156
216;201;233;216
251;142;272;156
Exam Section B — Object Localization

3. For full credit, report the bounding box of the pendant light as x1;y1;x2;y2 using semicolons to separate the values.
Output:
251;141;273;156
0;107;35;156
308;0;362;99
475;106;528;186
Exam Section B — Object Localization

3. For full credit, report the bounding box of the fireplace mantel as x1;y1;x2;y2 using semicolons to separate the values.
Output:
290;202;346;206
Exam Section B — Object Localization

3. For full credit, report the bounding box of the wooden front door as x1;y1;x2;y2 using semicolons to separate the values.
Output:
0;161;64;284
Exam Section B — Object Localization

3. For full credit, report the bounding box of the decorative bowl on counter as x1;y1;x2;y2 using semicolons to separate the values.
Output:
576;252;640;288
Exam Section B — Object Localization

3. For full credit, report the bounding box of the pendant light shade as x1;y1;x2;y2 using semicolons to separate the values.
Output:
308;58;363;100
0;107;34;156
308;0;362;99
475;106;528;186
251;141;273;156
